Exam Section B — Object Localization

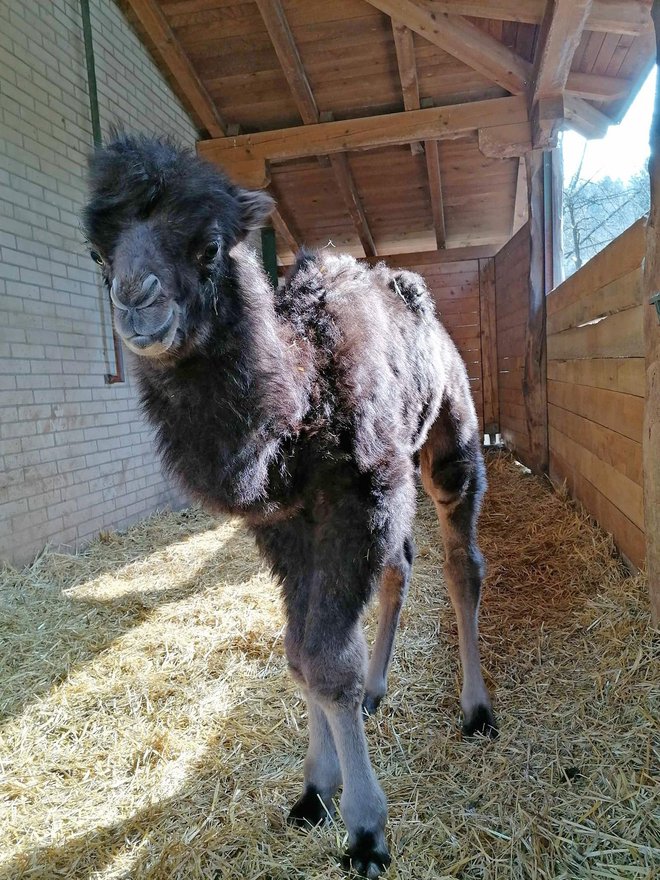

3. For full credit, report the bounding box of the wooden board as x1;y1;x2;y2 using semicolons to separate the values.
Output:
547;305;644;360
547;379;644;443
546;218;646;315
547;357;645;396
548;403;642;486
549;426;644;530
546;267;643;335
550;449;646;568
494;222;530;457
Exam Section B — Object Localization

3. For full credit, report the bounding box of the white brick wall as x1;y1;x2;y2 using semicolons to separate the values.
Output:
0;0;199;565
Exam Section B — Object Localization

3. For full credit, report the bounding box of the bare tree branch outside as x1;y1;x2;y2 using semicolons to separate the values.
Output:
562;142;650;278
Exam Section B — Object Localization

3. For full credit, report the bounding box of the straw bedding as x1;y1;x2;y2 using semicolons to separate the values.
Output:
1;452;657;879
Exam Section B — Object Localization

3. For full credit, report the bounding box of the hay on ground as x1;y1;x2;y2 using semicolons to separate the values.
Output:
0;451;657;879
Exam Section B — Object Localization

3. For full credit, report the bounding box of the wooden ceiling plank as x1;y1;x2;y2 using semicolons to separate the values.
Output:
123;0;226;137
366;0;532;93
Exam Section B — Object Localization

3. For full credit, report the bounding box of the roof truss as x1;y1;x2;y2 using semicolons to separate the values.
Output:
255;0;377;257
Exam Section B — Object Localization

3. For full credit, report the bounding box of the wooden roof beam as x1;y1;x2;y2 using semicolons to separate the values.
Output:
564;95;612;138
391;21;424;154
529;0;593;147
391;2;650;36
197;95;529;169
370;1;633;106
368;0;531;94
255;0;376;257
255;0;318;126
424;138;447;248
390;22;446;246
327;152;377;257
122;0;225;137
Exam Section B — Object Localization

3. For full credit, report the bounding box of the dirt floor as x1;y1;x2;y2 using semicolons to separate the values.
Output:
0;452;657;879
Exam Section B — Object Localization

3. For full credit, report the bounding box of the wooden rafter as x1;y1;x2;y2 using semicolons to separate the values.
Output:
123;0;225;137
328;153;377;257
370;0;531;93
386;1;650;36
424;140;447;248
565;72;630;102
532;0;594;100
268;187;301;255
391;21;420;112
363;243;501;267
368;0;631;107
391;21;424;154
390;21;446;245
529;0;593;146
564;95;612;138
255;0;317;125
255;0;376;257
197;95;529;170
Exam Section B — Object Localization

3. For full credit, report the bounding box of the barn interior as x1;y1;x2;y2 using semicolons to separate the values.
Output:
0;1;658;878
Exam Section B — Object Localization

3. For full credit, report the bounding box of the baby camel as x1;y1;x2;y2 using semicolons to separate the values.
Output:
84;134;495;878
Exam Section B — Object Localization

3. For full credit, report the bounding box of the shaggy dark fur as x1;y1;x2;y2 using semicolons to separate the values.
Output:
83;134;495;878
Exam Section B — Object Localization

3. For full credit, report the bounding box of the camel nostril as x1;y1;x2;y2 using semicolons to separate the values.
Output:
110;277;127;310
141;273;161;303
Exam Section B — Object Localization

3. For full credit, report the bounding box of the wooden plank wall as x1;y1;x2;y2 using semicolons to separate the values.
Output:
546;219;647;568
494;222;532;461
386;256;485;427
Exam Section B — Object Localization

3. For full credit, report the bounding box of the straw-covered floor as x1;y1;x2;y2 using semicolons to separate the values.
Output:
1;452;657;879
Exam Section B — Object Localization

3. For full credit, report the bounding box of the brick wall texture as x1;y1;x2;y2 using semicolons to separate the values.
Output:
0;0;200;566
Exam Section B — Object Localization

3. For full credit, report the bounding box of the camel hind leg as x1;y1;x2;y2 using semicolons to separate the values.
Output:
420;400;497;737
363;536;414;715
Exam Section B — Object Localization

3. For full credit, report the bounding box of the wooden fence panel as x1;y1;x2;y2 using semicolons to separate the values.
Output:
546;220;646;568
494;223;531;459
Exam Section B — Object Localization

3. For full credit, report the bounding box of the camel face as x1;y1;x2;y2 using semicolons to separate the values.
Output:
83;134;273;361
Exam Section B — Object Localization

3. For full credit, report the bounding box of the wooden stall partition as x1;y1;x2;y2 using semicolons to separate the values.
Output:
546;218;647;569
386;255;486;428
494;222;532;462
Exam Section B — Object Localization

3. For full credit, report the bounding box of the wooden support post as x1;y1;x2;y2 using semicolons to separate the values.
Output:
523;150;549;474
643;4;660;623
479;258;499;436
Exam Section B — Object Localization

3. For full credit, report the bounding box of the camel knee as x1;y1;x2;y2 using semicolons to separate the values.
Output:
300;636;367;708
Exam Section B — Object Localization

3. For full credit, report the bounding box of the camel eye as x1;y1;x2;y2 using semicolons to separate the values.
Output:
202;241;219;262
90;250;104;266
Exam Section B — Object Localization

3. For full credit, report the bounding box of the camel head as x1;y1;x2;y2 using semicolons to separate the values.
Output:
83;134;273;359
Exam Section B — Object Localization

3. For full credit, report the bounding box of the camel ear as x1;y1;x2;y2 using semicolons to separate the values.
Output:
235;187;275;232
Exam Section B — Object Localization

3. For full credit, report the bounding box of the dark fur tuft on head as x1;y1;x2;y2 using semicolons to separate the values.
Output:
83;132;274;251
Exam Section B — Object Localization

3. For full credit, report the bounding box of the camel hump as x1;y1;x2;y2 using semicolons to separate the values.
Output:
388;270;431;314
